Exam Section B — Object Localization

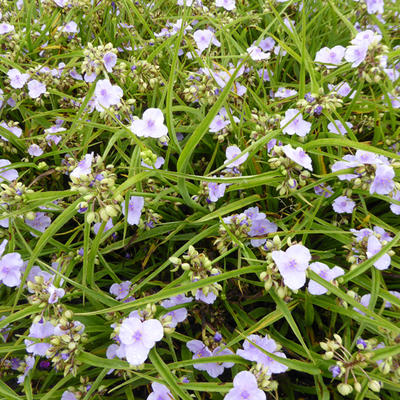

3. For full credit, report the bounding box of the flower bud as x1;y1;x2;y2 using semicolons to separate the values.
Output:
337;383;353;396
368;380;381;392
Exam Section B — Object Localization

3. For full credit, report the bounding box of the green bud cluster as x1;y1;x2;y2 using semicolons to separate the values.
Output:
66;154;123;224
82;42;118;77
169;245;222;300
251;363;279;392
214;213;253;254
129;59;164;92
45;311;88;377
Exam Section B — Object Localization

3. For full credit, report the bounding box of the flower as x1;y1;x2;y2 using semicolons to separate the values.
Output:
274;87;297;98
216;0;236;11
195;288;217;304
28;144;44;157
47;285;65;304
370;164;395;195
0;159;18;182
61;391;78;400
366;235;391;270
25;212;51;237
0;23;14;34
328;82;354;98
314;46;345;68
390;191;400;215
121;196;145;225
187;339;234;378
24;320;55;356
17;356;35;384
365;0;384;14
193;29;221;53
224;371;266;400
27;80;46;99
208;181;226;202
314;184;333;198
161;294;192;328
110;281;132;300
308;262;344;295
7;69;29;89
0;240;23;287
130;108;168;138
70;153;94;178
271;244;311;290
224;145;248;167
237;334;288;374
0;121;23;140
281;144;313;171
332;196;355;214
103;52;117;72
344;45;368;68
147;382;173;400
118;317;163;365
327;120;353;135
247;46;270;61
280;109;311;137
93;218;114;235
93;79;123;111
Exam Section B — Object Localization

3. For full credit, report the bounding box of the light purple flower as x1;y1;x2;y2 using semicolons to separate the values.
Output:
390;191;400;215
208;181;226;202
121;196;144;225
351;30;381;47
70;153;94;178
0;23;14;34
147;382;172;400
7;69;29;89
93;218;114;235
210;114;230;133
247;46;270;61
25;212;51;236
28;144;44;157
274;87;298;98
130;108;168;138
370;164;395;195
25;321;54;356
249;218;278;247
103;52;117;72
280;109;311;137
272;244;311;290
314;184;333;198
84;72;97;83
193;29;221;53
187;339;234;378
344;45;368;68
0;240;23;287
327;120;353;135
0;121;23;141
237;334;288;374
195;288;217;304
110;281;131;300
366;235;391;270
47;285;65;304
17;356;34;384
314;46;345;68
94;79;123;111
118;317;163;365
61;391;78;400
308;262;344;295
0;159;18;182
27;80;46;99
365;0;384;14
328;82;355;98
62;21;79;34
161;294;193;328
281;144;313;171
259;37;275;51
224;371;266;400
332;195;356;214
216;0;236;11
225;145;248;167
141;156;165;169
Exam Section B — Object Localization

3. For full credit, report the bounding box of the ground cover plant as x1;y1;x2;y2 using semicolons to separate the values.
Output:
0;0;399;399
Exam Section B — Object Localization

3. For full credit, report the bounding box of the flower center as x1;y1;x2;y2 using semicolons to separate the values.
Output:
241;390;250;399
133;330;142;341
288;259;297;269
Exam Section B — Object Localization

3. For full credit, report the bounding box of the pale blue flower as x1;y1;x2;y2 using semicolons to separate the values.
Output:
224;371;266;400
